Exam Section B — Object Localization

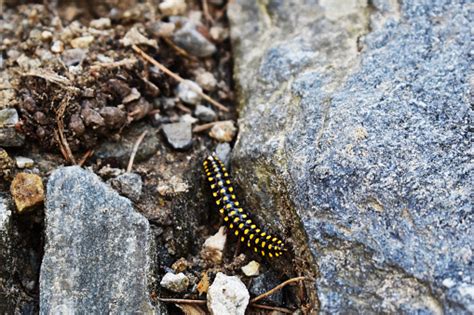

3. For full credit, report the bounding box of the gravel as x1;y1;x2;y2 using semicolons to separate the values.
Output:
162;122;193;150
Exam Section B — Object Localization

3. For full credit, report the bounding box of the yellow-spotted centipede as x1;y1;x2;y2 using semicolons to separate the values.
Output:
203;154;286;258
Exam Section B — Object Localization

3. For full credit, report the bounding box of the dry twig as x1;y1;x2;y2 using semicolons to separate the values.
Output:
89;58;137;71
127;130;148;172
55;94;76;164
158;298;206;305
78;149;94;167
251;303;294;314
192;121;220;133
251;276;307;304
132;45;229;112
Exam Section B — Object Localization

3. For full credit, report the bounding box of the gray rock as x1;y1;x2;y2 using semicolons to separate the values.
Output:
162;122;192;150
249;272;283;305
215;142;231;167
173;22;216;57
194;105;216;122
229;0;472;313
108;172;143;202
176;80;202;105
0;108;25;147
40;166;158;314
160;272;189;293
207;273;249;315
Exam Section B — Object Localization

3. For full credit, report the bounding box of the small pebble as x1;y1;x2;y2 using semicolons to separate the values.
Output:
194;105;216;122
99;107;127;129
81;106;105;127
0;148;14;179
0;108;19;127
51;40;64;53
162;122;193;150
15;157;34;169
215;143;231;167
89;17;111;29
159;0;187;16
195;71;217;91
201;226;226;264
10;173;44;213
61;48;87;66
122;88;141;104
173;22;216;57
209;121;237;142
210;26;229;42
121;26;157;47
70;35;94;49
179;114;198;124
41;31;53;41
107;172;142;202
176;80;202;105
241;261;260;277
207;273;249;315
126;98;153;121
0;108;24;147
160;272;189;293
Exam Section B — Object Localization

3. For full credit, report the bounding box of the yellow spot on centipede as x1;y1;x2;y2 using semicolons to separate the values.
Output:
226;204;232;209
223;196;229;201
242;214;248;219
237;208;243;212
268;244;273;249
229;187;234;192
246;220;252;224
208;177;214;182
277;240;283;244
219;208;225;214
213;192;218;197
203;161;208;165
275;252;280;257
216;174;221;178
226;180;231;184
216;200;221;205
254;247;258;253
255;229;261;233
233;217;239;223
224;217;229;222
255;238;260;244
206;172;212;176
250;224;256;229
269;252;273;258
261;251;265;256
234;230;239;236
234;201;240;206
210;184;216;189
249;234;255;240
231;194;236;199
229;223;234;228
244;229;249;235
224;173;229;177
218;181;224;186
260;232;266;237
266;235;272;240
241;237;245;242
261;241;266;248
272;237;278;242
239;223;244;229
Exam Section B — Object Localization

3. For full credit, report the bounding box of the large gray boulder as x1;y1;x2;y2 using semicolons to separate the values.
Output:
228;0;472;313
40;166;160;314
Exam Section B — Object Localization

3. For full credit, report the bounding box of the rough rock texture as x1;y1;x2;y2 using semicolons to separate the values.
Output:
41;166;159;314
207;273;249;315
0;196;13;312
229;0;472;314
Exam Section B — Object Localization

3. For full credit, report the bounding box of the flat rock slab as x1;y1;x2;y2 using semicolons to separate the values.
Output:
40;166;157;314
229;0;472;313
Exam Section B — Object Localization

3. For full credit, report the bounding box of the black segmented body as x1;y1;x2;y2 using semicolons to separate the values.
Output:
203;154;285;258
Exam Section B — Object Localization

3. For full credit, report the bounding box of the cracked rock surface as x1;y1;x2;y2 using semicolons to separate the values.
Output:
228;0;472;313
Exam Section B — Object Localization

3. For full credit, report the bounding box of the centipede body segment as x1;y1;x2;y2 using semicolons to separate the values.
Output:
203;154;285;258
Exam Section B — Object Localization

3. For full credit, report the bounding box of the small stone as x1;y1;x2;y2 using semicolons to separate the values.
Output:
10;173;45;213
51;40;64;53
215;143;231;167
69;114;85;136
126;98;153;121
173;22;216;57
201;226;226;264
0;108;19;127
15;157;34;169
107;79;131;99
180;114;198;124
107;172;142;202
99;107;127;129
162;122;193;150
160;272;189;293
61;48;87;66
89;17;111;29
159;0;187;16
121;26;157;47
241;261;260;277
122;87;141;104
171;257;190;273
41;31;53;41
0;148;14;179
176;80;202;105
150;22;175;37
81;106;105;127
207;273;249;315
70;35;94;49
194;105;216;122
195;71;217;91
210;26;229;42
209;121;237;142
